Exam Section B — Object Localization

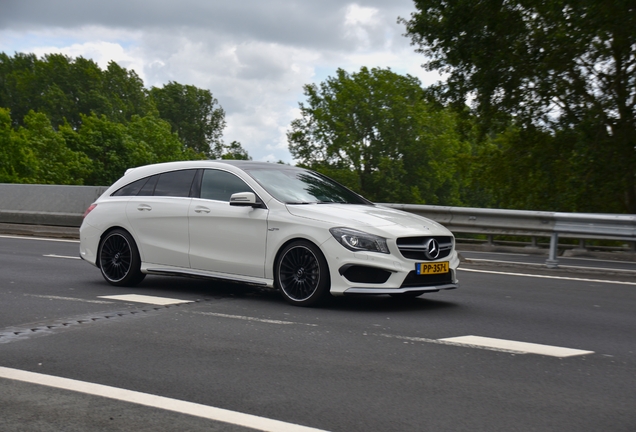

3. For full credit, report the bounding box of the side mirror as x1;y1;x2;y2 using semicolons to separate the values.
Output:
230;192;263;208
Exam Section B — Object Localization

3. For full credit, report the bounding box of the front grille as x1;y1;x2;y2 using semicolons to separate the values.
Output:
396;236;453;261
400;271;453;288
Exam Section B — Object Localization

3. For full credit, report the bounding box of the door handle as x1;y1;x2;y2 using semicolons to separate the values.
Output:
137;204;152;211
194;206;211;214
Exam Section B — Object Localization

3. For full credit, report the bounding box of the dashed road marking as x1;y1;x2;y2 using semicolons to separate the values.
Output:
98;294;193;305
0;366;328;432
43;254;81;260
377;333;594;357
438;335;595;358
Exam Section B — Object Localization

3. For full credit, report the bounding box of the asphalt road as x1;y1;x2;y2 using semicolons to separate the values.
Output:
1;235;635;431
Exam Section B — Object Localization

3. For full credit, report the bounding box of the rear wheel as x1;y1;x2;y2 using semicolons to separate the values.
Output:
98;229;145;286
275;240;330;307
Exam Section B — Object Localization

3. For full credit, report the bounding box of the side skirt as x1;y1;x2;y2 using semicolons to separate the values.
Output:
143;265;274;288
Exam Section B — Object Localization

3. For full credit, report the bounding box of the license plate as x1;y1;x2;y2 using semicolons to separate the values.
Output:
416;262;449;275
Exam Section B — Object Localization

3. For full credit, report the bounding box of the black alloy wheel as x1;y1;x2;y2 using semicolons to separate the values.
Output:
276;240;330;307
98;229;145;286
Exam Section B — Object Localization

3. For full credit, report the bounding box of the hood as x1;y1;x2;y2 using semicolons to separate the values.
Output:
285;204;450;235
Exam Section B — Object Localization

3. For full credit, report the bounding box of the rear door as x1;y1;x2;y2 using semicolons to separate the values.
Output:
125;169;197;268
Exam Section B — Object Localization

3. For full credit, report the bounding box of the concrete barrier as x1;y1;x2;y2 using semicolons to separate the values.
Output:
0;184;107;227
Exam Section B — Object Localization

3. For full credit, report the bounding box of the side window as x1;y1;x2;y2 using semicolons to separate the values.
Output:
153;170;197;197
200;169;253;202
112;177;150;196
138;175;158;196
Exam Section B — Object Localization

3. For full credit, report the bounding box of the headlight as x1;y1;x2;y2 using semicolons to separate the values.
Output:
329;227;389;254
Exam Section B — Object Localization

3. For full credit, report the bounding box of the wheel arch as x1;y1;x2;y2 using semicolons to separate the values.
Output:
272;237;328;278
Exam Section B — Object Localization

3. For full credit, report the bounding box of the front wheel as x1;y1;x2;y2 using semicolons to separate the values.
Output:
275;240;331;307
98;229;145;286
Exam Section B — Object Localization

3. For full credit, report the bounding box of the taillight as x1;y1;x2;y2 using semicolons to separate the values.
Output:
83;204;97;218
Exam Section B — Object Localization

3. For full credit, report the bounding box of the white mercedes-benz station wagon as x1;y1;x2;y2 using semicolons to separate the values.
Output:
80;160;459;306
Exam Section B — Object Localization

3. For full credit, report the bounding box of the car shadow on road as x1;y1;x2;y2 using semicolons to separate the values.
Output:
325;294;460;313
94;275;460;313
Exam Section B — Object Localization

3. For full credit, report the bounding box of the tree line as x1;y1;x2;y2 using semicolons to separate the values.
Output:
0;52;249;186
292;0;634;214
2;0;633;214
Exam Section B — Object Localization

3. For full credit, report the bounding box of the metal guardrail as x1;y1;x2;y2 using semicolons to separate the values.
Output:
1;184;634;268
381;204;636;268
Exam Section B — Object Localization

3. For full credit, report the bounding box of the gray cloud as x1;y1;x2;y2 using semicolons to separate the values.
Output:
1;1;375;49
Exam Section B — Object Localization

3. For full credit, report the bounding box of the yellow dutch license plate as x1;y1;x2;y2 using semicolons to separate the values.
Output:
416;262;449;275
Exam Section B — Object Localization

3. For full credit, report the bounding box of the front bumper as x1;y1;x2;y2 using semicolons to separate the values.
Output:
343;283;458;295
321;237;460;296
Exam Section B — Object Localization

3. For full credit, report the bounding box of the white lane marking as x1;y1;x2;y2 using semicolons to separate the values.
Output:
459;267;636;286
0;366;328;432
98;294;193;305
0;235;79;243
25;294;114;304
44;254;81;260
376;333;526;354
439;336;595;358
460;250;633;265
465;258;543;266
193;311;318;326
376;333;594;357
465;258;636;274
459;251;531;257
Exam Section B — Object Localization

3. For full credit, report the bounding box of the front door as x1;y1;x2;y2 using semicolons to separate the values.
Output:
188;169;268;278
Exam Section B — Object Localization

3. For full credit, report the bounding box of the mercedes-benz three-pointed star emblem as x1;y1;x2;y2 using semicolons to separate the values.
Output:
424;238;440;260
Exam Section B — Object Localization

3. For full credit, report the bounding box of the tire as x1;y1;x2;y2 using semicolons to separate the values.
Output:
98;229;145;286
275;240;331;307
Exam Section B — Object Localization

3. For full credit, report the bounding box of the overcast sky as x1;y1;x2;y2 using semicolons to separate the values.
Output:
0;0;440;163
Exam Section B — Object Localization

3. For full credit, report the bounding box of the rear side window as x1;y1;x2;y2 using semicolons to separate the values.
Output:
112;177;149;196
138;175;159;196
111;170;197;197
153;170;198;197
200;169;252;201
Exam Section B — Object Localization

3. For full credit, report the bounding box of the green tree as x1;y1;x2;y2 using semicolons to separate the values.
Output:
288;67;470;204
401;0;636;213
220;141;252;160
0;52;237;185
64;113;204;185
0;107;24;182
12;111;90;184
0;53;151;130
149;82;226;157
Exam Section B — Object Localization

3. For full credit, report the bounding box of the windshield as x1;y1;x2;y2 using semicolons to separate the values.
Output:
243;167;370;205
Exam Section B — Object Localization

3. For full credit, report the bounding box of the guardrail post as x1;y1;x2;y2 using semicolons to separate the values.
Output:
526;236;539;249
546;233;559;268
